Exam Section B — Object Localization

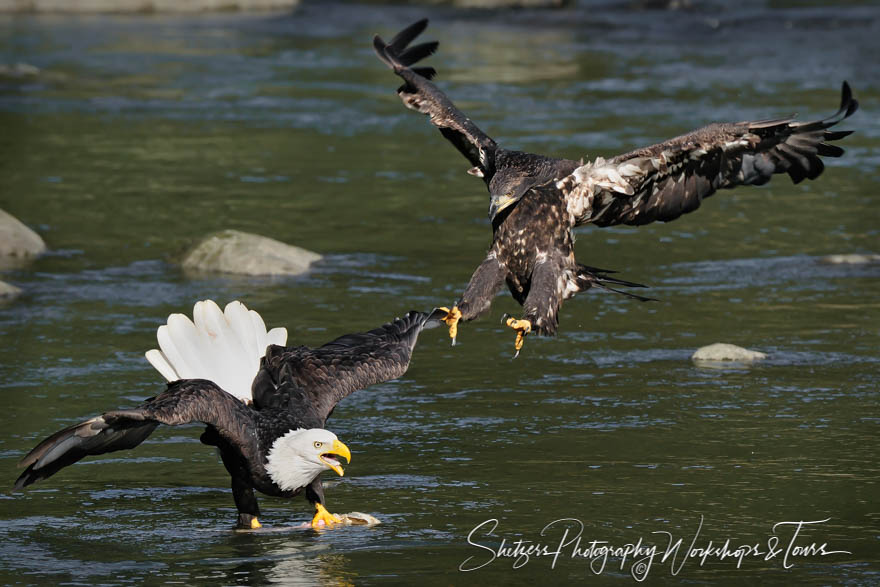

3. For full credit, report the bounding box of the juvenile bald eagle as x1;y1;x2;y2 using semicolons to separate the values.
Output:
15;300;441;529
374;19;859;355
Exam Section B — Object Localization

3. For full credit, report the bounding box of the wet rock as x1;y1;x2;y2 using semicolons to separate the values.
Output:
348;0;563;5
0;0;300;12
692;343;767;362
181;229;321;276
449;0;565;6
820;253;880;265
0;209;47;269
0;63;40;78
628;0;694;10
0;280;22;301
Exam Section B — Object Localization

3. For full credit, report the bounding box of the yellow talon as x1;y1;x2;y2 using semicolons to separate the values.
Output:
438;306;462;345
312;503;342;529
505;317;532;357
250;517;262;529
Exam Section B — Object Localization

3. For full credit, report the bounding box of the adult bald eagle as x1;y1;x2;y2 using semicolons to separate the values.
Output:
374;19;859;355
15;300;441;529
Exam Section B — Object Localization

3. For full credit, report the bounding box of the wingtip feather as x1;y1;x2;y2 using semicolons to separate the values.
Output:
373;35;393;68
389;18;429;50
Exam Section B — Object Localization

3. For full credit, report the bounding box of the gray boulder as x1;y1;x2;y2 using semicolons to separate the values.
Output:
0;209;46;269
820;253;880;265
692;343;767;362
0;0;300;12
0;63;40;78
181;229;321;276
449;0;564;6
0;280;22;301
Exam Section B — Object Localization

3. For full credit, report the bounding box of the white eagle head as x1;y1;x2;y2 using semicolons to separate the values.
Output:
265;429;351;492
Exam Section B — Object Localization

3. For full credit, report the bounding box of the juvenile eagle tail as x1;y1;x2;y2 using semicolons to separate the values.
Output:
14;414;159;489
145;300;287;403
577;264;657;302
373;18;438;80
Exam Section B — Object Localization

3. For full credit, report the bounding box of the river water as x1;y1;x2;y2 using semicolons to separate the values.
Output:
1;1;878;584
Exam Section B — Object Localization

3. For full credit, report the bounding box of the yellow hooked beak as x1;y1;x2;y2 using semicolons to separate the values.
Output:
320;439;351;477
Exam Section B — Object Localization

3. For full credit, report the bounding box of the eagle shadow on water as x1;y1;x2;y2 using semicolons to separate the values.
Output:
374;19;859;356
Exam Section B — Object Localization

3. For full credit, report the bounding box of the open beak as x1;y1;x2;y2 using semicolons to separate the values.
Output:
488;193;517;219
320;439;351;477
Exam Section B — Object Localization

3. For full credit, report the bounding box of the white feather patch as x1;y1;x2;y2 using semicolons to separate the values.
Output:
145;349;178;382
145;300;288;403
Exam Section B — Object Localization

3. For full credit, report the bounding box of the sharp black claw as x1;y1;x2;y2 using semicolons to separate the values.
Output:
501;313;511;324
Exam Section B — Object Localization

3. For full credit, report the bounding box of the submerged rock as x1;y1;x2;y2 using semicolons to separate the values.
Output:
0;63;40;78
181;230;321;276
448;0;565;6
0;0;300;12
0;280;22;301
820;253;880;265
0;209;47;269
692;343;767;362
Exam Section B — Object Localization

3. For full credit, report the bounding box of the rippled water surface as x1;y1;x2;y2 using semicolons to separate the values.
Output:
1;1;878;584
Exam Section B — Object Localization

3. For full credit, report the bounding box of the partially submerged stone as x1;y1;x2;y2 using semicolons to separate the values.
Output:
820;253;880;265
181;229;321;276
0;1;301;12
692;343;767;362
0;63;40;78
450;0;564;6
0;209;47;269
0;280;22;301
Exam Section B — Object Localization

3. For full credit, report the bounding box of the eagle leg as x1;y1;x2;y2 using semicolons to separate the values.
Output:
312;502;343;529
501;256;564;356
445;252;507;345
231;478;262;530
237;513;262;530
437;306;462;345
504;316;532;358
306;479;341;529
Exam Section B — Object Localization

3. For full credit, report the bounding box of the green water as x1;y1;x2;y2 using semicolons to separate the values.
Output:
1;3;878;584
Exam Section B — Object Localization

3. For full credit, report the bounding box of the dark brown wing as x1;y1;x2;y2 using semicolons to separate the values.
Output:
14;380;256;489
561;82;858;227
253;310;444;425
373;19;497;176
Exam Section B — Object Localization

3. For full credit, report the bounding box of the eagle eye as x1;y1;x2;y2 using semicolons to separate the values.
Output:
313;441;323;449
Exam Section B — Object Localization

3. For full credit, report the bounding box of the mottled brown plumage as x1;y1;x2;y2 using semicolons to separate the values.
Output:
375;19;858;349
15;309;441;527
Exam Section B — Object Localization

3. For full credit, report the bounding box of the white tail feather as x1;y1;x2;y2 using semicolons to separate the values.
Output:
267;326;287;347
145;349;178;381
145;300;288;403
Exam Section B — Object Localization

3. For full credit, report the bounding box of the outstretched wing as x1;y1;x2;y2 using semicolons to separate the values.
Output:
253;310;445;425
374;19;497;177
14;380;256;489
561;82;859;227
